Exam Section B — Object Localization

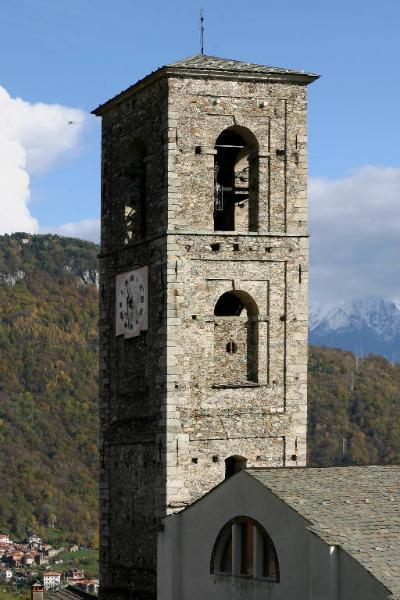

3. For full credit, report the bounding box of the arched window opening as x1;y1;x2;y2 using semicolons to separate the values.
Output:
213;291;258;383
214;291;245;316
225;455;247;479
211;517;279;582
214;127;259;232
124;140;146;244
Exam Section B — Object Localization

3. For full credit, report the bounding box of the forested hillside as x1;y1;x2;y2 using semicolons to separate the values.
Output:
308;346;400;466
0;234;99;541
1;233;400;540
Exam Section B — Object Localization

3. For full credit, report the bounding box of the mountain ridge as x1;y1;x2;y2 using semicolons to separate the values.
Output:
309;296;400;361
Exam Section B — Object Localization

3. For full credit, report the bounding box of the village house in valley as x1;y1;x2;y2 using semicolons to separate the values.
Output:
0;535;12;544
43;572;62;591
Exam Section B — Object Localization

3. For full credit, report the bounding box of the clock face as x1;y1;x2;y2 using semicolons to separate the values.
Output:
115;267;148;338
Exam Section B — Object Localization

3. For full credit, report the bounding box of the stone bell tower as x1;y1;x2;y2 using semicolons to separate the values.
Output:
93;54;318;599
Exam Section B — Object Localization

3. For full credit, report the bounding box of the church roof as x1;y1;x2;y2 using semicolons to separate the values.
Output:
248;465;400;599
92;54;318;115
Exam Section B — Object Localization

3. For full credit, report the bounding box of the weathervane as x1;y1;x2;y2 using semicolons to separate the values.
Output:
200;9;205;55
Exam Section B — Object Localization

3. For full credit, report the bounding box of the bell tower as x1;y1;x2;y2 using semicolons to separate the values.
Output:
94;54;318;599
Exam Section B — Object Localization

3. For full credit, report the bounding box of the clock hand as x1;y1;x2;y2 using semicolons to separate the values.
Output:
127;290;133;312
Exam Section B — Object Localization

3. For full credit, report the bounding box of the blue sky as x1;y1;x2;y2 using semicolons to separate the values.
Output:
1;0;400;304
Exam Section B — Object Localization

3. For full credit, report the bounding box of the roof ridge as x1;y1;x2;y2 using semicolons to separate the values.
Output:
169;54;255;66
168;53;203;66
166;54;318;77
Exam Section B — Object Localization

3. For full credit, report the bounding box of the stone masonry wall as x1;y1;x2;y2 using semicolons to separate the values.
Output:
99;78;170;599
164;75;308;507
98;68;309;600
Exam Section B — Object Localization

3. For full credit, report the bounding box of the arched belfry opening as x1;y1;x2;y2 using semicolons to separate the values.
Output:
213;126;259;232
124;139;147;244
214;290;259;384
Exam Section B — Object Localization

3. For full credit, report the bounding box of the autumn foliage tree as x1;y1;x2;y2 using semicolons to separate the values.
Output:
0;234;99;541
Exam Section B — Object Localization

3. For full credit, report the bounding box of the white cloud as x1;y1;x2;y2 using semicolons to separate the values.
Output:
0;85;85;235
46;218;100;243
0;136;37;233
310;165;400;305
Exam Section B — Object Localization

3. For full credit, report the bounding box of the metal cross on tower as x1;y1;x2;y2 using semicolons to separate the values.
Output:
200;9;205;55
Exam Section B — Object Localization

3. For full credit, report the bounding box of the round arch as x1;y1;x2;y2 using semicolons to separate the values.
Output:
210;516;280;581
224;455;247;478
214;290;259;318
213;125;259;151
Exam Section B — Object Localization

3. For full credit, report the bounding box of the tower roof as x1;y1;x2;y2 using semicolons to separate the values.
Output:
168;54;318;77
93;54;319;116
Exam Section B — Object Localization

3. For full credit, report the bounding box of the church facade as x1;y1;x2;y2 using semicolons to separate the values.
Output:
93;54;318;599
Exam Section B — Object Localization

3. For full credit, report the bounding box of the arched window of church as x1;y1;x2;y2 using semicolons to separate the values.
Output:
211;517;279;581
213;126;259;232
124;139;147;244
214;291;258;384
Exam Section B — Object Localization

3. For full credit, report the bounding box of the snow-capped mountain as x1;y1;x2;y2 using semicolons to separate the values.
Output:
309;297;400;361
